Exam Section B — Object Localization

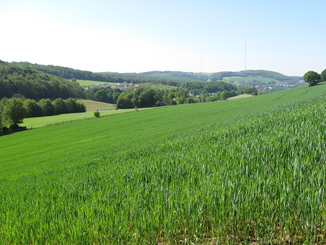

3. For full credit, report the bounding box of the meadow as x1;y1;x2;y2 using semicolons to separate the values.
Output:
77;80;116;87
79;99;117;111
0;84;325;244
22;107;137;128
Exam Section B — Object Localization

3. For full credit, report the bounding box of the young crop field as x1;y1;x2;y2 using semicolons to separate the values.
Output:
139;82;177;90
78;99;116;111
0;84;326;244
77;80;115;87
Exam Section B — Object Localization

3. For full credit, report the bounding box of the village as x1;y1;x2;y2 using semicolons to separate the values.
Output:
86;82;140;90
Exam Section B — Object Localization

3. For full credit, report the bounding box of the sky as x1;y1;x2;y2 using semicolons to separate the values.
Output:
1;0;325;76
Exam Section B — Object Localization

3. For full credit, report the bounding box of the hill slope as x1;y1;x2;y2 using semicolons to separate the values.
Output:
11;61;116;82
0;61;84;99
102;69;302;83
11;61;301;86
0;84;325;243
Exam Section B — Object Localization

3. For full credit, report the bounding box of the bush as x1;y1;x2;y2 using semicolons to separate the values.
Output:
94;111;100;118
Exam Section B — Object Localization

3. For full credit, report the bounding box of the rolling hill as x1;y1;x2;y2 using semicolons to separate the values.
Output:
0;61;84;99
11;61;303;92
0;83;325;243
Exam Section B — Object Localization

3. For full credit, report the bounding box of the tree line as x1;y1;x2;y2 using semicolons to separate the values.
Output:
84;87;123;104
83;81;258;109
114;86;257;109
179;81;258;95
0;97;86;133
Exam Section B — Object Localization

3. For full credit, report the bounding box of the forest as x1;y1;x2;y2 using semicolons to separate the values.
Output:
0;61;84;100
11;61;115;82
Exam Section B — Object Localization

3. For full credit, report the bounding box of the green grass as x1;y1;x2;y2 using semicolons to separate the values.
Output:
76;80;116;87
228;94;253;100
139;82;177;89
21;108;137;128
78;99;116;111
1;84;326;244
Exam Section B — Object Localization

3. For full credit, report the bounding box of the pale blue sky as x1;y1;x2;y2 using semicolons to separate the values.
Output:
1;0;325;76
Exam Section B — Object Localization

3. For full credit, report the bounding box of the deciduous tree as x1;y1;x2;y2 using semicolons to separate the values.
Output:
321;69;326;82
3;97;26;127
220;90;229;100
303;71;321;86
53;98;68;114
24;99;43;117
39;98;55;116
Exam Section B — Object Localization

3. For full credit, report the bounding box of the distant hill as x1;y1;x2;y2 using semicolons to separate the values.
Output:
0;61;84;100
11;61;118;83
210;70;301;81
102;70;302;84
10;61;303;92
210;70;303;92
100;71;210;83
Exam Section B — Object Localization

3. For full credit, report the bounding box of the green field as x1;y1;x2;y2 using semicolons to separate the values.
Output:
1;84;326;244
228;94;254;100
22;100;139;128
77;80;116;87
139;82;177;90
223;76;277;83
78;99;116;111
21;108;138;128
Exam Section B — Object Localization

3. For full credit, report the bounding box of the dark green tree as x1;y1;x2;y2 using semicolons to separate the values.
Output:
93;89;109;102
116;95;133;109
138;89;156;107
53;98;68;114
321;69;326;82
65;98;78;113
187;97;195;103
3;97;27;127
24;99;43;117
39;98;55;116
0;98;6;130
220;90;229;100
303;71;321;86
76;101;86;112
176;96;186;104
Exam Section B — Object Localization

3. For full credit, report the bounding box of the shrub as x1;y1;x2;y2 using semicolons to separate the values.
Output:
94;111;100;118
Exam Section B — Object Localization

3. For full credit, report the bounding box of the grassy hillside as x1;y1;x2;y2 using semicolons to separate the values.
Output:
77;80;114;87
0;84;325;244
78;99;116;111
